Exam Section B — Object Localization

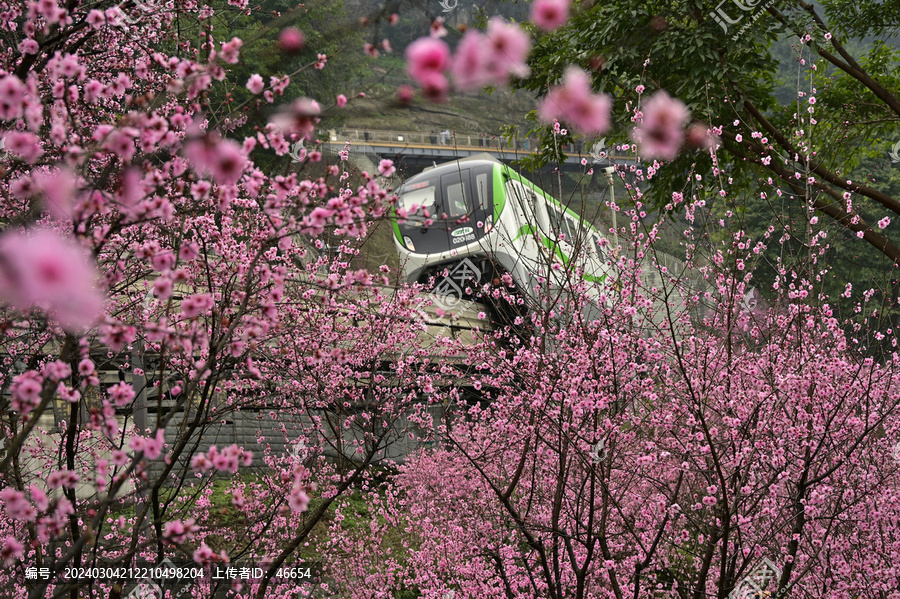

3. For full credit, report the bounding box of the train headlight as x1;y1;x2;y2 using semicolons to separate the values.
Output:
483;215;493;233
403;236;416;251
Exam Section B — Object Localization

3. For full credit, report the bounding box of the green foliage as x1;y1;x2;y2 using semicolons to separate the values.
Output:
514;0;900;306
201;0;371;171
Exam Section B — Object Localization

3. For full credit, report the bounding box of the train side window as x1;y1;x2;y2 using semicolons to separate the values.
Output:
506;180;532;219
563;217;579;244
547;207;563;238
475;172;490;210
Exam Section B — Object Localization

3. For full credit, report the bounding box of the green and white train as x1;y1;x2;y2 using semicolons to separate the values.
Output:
391;155;617;311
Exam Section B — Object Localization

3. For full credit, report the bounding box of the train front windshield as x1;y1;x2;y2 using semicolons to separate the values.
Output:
395;164;494;254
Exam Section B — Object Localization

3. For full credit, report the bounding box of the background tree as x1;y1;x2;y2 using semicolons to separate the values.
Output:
518;0;900;267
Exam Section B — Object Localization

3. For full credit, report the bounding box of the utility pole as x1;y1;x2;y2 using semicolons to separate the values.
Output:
131;339;148;522
603;166;618;253
132;340;146;434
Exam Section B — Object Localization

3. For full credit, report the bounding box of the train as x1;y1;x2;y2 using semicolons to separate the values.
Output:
390;154;617;317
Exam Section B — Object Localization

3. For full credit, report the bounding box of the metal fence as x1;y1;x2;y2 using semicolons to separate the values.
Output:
327;129;576;153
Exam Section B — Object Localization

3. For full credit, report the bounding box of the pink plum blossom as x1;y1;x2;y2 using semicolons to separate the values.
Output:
686;122;719;150
0;75;26;120
163;518;196;544
180;293;214;318
451;19;531;93
0;228;104;330
405;37;450;87
108;382;136;407
0;537;24;566
271;98;321;140
538;66;612;135
11;371;42;416
278;27;305;52
99;324;137;352
245;74;264;94
397;85;415;104
378;159;396;177
218;37;242;64
192;542;218;565
184;137;247;186
532;0;570;30
419;72;449;104
430;17;448;38
3;131;43;162
631;90;690;161
0;488;37;522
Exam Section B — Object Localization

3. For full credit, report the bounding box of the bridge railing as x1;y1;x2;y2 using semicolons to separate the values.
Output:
322;129;641;164
327;128;587;154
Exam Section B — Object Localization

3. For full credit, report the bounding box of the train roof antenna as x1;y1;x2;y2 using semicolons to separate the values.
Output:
432;161;438;168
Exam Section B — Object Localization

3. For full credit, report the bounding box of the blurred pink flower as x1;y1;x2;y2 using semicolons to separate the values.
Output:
33;168;79;221
184;137;247;186
419;71;449;104
532;0;570;30
685;122;719;150
0;488;36;522
0;228;104;331
406;37;450;86
277;27;305;53
270;98;320;140
484;18;531;81
538;66;611;135
288;486;310;513
632;90;690;161
450;31;486;93
218;37;242;64
3;131;43;163
0;74;26;120
396;85;414;104
1;536;23;566
336;94;347;107
452;19;531;93
245;74;264;94
181;293;214;318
